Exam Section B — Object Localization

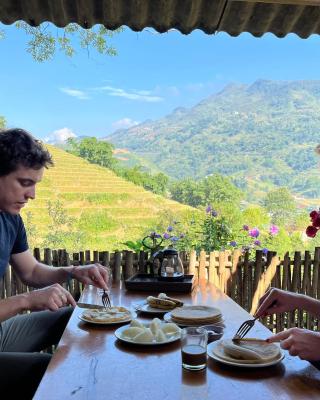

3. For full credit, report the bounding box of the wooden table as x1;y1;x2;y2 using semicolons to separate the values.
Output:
34;280;320;400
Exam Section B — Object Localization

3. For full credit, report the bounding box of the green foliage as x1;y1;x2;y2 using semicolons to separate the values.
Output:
122;240;147;253
242;206;270;228
170;174;243;209
13;22;123;62
77;210;117;233
263;187;297;226
116;165;169;196
23;211;40;249
43;200;85;250
198;213;233;252
67;137;116;169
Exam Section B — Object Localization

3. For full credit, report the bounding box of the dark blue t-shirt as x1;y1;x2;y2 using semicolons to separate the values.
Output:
0;212;28;278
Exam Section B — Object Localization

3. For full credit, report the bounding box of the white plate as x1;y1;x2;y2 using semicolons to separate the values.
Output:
114;325;181;346
133;301;170;315
207;341;285;368
79;311;136;325
163;312;224;327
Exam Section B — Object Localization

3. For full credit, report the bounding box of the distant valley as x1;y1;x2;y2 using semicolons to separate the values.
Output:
106;80;320;206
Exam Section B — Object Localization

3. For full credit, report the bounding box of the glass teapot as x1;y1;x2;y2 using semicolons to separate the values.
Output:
152;248;184;281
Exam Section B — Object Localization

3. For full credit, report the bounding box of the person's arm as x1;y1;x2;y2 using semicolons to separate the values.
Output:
268;328;320;361
0;284;76;322
255;287;320;319
10;250;109;290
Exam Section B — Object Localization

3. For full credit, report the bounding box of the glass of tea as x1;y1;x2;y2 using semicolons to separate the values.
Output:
181;327;208;371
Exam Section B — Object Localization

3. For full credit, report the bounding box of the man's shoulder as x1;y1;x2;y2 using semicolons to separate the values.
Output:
0;212;23;226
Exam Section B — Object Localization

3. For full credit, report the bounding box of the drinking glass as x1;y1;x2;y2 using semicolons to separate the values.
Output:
181;327;208;371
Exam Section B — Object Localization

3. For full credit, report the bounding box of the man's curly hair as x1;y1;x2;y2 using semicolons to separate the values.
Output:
0;128;53;176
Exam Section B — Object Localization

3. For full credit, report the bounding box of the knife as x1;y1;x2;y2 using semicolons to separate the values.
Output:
77;302;106;310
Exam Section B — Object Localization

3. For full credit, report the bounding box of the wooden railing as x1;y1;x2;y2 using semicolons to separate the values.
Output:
2;247;320;333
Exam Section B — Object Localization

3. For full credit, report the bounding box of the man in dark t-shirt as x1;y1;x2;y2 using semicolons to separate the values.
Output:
0;128;110;399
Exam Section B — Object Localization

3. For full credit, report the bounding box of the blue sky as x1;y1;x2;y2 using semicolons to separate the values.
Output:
1;24;320;142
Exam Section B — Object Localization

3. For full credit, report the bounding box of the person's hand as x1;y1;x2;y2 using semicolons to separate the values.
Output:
255;288;301;318
267;328;320;361
25;284;76;311
71;263;110;290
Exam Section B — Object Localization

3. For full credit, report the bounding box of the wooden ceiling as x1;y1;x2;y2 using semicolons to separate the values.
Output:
0;0;320;38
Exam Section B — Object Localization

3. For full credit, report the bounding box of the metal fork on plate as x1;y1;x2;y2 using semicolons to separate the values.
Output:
102;290;112;308
233;316;259;340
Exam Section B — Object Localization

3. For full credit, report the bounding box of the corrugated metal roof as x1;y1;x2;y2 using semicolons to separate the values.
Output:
0;0;320;38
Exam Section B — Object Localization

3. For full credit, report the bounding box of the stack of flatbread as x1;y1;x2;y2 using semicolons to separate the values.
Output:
82;306;132;323
169;305;223;326
212;339;281;365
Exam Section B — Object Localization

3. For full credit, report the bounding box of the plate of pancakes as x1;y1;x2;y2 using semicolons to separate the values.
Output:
208;338;284;368
164;305;223;327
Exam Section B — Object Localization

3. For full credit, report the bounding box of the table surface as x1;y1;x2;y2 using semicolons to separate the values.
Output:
34;280;320;400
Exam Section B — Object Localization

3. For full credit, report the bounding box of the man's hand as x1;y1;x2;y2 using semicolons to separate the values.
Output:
24;283;76;311
71;263;110;290
268;328;320;361
255;288;302;318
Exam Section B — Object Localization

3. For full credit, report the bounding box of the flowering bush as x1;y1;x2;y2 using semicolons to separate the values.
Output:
306;209;320;238
123;223;186;253
228;223;279;255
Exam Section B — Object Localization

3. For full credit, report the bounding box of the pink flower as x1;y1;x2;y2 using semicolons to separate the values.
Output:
242;225;249;231
269;225;279;236
249;228;260;238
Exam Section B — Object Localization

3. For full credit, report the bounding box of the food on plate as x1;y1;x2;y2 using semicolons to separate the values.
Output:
121;327;145;339
212;339;281;364
149;318;162;334
161;322;180;336
119;318;181;343
155;329;167;343
146;293;184;310
158;293;184;307
134;328;154;343
130;319;144;328
81;306;131;323
147;296;176;309
169;305;222;326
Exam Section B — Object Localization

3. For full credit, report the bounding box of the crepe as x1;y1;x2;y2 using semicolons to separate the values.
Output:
213;339;281;364
170;305;222;325
82;306;131;323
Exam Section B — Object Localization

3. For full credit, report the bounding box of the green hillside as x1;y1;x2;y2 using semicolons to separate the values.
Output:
107;80;320;206
22;145;192;251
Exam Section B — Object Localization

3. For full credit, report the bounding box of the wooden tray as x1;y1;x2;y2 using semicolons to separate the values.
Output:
124;274;195;293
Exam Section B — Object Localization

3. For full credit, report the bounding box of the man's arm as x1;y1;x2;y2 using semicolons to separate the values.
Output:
10;250;110;289
10;250;73;287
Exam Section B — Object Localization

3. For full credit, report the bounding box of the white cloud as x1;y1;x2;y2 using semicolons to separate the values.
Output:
60;87;89;100
44;128;77;144
93;85;164;102
153;85;180;97
111;118;140;131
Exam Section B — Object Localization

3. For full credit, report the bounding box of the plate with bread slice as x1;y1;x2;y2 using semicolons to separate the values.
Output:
207;338;284;368
133;293;184;314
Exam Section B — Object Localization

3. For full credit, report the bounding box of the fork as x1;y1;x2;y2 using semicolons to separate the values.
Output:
102;290;112;308
233;316;259;340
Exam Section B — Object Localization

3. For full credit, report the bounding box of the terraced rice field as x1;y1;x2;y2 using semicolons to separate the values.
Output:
21;145;192;251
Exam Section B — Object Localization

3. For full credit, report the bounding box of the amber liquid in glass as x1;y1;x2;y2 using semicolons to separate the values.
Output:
181;344;207;370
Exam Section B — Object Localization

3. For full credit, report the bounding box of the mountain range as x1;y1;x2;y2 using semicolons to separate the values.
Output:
106;80;320;204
